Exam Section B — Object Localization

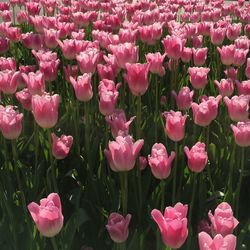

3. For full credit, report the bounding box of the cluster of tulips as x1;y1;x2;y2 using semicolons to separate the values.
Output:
0;0;250;249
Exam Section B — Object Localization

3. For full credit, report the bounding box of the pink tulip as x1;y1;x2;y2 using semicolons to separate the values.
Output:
233;49;248;67
26;2;41;16
105;109;135;138
0;105;23;140
151;203;188;249
138;23;163;45
163;35;184;60
51;133;73;160
32;93;59;129
224;67;238;81
0;57;16;71
69;74;93;102
57;39;82;60
231;121;250;147
0;70;19;94
104;135;144;172
146;52;165;76
0;38;9;54
21;33;44;50
76;48;100;74
118;28;137;44
148;143;175;179
98;79;120;116
236;80;250;95
163;111;187;142
15;88;32;110
97;64;116;81
199;232;236;250
39;59;60;82
124;63;150;96
214;79;234;97
184;142;208;173
63;64;78;83
234;36;249;50
172;87;194;110
208;202;239;237
17;11;28;24
28;193;63;237
224;95;249;121
44;29;59;49
192;48;208;66
226;23;242;41
181;47;192;63
188;67;210;90
106;213;131;243
192;35;203;49
7;27;21;43
210;27;226;45
109;43;139;69
139;156;147;170
22;71;45;95
217;45;235;66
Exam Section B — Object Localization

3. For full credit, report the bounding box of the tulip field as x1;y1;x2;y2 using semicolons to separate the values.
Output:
1;0;250;249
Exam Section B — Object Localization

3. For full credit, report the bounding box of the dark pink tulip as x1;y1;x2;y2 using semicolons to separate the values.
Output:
29;16;46;34
105;109;135;138
76;48;100;74
231;121;250;147
26;2;41;16
234;36;250;50
109;43;138;69
148;143;175;179
192;47;208;66
118;28;137;43
163;35;184;60
51;133;73;160
44;29;59;49
97;64;116;81
22;71;45;95
217;45;235;66
163;111;187;142
224;67;238;81
0;38;9;54
151;203;188;249
236;80;250;95
208;202;239;237
181;47;192;63
184;142;208;173
188;67;210;89
17;11;28;24
192;35;203;49
32;93;59;129
39;59;60;82
199;232;236;250
69;74;93;102
28;193;63;237
210;27;226;45
21;33;44;50
106;213;131;243
139;156;147;170
0;105;23;140
245;58;250;79
32;50;58;63
15;88;32;110
7;27;21;43
214;79;234;97
233;49;248;67
98;79;120;116
0;70;19;94
198;219;212;235
104;135;144;172
224;95;249;121
172;87;194;110
124;63;150;96
71;30;85;40
1;10;11;22
226;23;242;41
244;24;250;37
0;57;16;71
146;52;165;76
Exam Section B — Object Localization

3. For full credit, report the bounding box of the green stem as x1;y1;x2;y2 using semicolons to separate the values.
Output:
160;180;165;211
136;95;142;139
51;237;58;250
235;147;245;218
84;102;90;162
172;142;178;205
188;173;197;225
120;172;128;215
155;75;159;141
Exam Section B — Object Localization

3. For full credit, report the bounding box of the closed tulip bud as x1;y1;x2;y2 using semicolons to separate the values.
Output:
236;80;250;95
22;71;45;95
106;213;131;243
104;135;144;172
224;95;249;121
208;202;239;237
163;111;187;142
51;133;73;159
146;52;165;76
15;88;32;110
188;67;210;90
151;203;188;249
199;232;237;250
217;45;235;66
124;62;150;96
28;193;63;237
214;79;234;97
192;48;208;66
32;93;59;129
163;35;184;60
0;105;23;140
184;142;208;173
70;74;93;102
231;121;250;147
105;109;135;138
172;87;194;110
148;143;175;179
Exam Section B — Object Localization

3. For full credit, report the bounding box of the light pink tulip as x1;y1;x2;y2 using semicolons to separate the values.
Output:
51;133;73;159
106;213;131;243
146;52;165;76
148;143;175;179
233;49;248;67
236;80;250;95
22;71;45;95
39;59;60;82
188;67;210;90
15;88;32;110
104;135;144;172
192;48;208;66
163;35;184;60
0;70;19;94
217;45;235;66
210;27;226;45
181;47;192;63
172;87;194;110
214;79;234;97
28;193;63;237
226;23;242;41
231;121;250;147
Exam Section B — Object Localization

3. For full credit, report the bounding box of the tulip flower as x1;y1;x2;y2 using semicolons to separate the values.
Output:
172;86;194;110
51;133;73;159
214;79;234;97
192;47;208;66
15;88;32;110
231;121;250;147
236;80;250;95
188;67;210;90
146;52;165;76
163;35;184;60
